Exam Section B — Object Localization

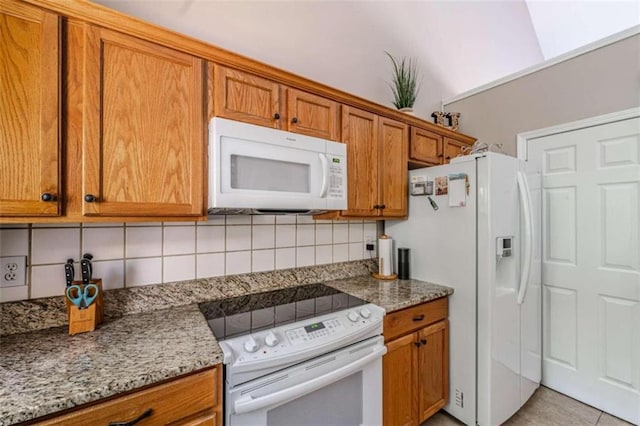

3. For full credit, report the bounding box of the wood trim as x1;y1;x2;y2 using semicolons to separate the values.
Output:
19;0;475;144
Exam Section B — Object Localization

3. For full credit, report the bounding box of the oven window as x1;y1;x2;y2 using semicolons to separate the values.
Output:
266;372;363;426
230;155;310;193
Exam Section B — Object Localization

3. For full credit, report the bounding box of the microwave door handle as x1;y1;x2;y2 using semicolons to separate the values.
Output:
234;345;387;415
319;154;330;198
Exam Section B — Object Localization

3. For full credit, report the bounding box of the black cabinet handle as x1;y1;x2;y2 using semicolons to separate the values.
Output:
412;315;424;322
41;193;54;202
421;339;427;345
274;113;280;120
84;194;97;203
373;204;380;209
380;204;386;209
291;117;298;124
414;341;421;348
109;408;153;426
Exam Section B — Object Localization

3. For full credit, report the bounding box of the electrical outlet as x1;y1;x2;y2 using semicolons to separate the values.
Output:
364;233;377;252
1;256;27;288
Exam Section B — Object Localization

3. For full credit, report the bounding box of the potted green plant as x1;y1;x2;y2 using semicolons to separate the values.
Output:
385;51;420;114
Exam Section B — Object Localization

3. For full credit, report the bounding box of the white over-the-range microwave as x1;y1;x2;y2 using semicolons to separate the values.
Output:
208;117;347;215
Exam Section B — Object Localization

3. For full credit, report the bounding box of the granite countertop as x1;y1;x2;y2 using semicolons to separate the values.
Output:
0;265;452;425
326;275;453;313
0;305;222;426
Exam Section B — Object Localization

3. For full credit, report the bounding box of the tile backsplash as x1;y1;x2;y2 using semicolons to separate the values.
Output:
0;216;379;302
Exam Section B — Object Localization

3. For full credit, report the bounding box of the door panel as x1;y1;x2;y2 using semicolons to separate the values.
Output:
379;117;408;217
286;88;339;141
417;321;448;422
410;127;442;165
443;138;468;164
81;27;204;217
0;1;60;216
530;117;640;424
341;106;378;217
383;333;418;426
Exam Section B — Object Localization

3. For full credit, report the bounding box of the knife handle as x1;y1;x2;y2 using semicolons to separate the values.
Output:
80;259;91;284
64;261;74;287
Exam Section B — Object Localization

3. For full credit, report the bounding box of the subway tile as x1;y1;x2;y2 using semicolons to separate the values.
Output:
0;229;29;257
276;215;296;224
315;245;333;265
364;222;378;240
126;257;162;287
31;264;66;298
201;215;226;226
349;242;364;260
296;246;314;267
333;244;349;262
333;224;349;244
82;227;124;260
275;248;295;270
0;285;28;302
125;222;162;227
164;226;196;255
315;224;332;245
31;228;80;265
226;226;251;251
275;225;295;248
32;223;80;228
296;225;315;246
296;215;314;224
82;222;123;227
348;222;363;243
196;225;225;253
0;224;28;229
226;215;251;225
252;215;275;225
197;253;225;278
163;255;195;283
163;221;197;226
91;259;124;290
126;227;162;258
252;249;275;272
252;225;275;250
226;251;251;275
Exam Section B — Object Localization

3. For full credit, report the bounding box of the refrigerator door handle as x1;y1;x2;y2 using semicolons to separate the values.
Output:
517;171;534;305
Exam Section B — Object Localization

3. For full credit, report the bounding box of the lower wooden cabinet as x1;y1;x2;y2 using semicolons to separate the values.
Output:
37;367;222;426
383;298;449;426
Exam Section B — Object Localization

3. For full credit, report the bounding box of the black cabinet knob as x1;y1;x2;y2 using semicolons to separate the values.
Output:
373;204;380;209
414;342;421;348
291;117;298;124
40;193;54;202
380;204;386;209
421;339;427;345
274;113;280;120
84;194;97;203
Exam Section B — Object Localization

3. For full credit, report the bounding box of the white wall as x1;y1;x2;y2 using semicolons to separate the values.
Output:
95;0;543;118
0;217;378;302
443;33;640;156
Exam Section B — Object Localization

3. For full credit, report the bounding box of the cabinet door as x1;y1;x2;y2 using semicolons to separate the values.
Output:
384;333;418;426
379;117;408;218
0;1;60;216
417;320;449;422
213;65;281;128
81;27;204;217
443;137;468;164
286;88;340;140
410;127;442;165
341;106;378;217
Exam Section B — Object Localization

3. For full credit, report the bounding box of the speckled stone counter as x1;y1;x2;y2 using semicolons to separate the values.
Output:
0;305;222;426
326;275;453;313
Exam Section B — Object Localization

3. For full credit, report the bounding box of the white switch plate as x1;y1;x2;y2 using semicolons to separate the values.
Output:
1;256;27;288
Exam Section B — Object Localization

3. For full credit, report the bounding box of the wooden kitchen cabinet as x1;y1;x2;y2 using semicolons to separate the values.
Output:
409;127;443;167
37;367;222;426
317;106;408;219
383;298;449;426
0;0;61;217
212;65;340;140
443;137;469;164
71;25;205;217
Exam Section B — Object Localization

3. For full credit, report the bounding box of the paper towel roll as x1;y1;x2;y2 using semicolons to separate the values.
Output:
378;235;394;276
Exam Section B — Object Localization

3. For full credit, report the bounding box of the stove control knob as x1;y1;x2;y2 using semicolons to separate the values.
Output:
348;311;359;322
244;336;260;353
359;307;371;319
265;332;279;347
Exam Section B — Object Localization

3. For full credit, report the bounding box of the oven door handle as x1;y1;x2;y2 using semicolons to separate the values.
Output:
234;345;387;414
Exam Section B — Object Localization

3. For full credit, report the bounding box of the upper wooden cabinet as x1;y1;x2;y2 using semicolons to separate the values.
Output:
211;65;340;141
443;137;469;164
318;106;407;220
71;25;205;217
0;0;60;217
408;127;474;169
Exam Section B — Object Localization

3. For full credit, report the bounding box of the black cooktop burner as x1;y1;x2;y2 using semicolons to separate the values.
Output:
199;283;365;340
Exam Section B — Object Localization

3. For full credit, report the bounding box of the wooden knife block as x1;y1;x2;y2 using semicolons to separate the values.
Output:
66;278;104;335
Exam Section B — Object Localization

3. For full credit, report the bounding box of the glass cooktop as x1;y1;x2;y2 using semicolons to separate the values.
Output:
199;283;365;340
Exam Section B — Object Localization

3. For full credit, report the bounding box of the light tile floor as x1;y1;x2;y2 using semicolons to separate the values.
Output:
422;386;633;426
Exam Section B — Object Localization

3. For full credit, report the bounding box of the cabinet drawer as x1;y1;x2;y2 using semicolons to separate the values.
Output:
384;297;448;342
39;368;218;426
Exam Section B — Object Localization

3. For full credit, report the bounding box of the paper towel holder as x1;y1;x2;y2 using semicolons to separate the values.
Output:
372;234;398;280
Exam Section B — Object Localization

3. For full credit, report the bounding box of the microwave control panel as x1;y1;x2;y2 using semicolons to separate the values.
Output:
327;154;346;199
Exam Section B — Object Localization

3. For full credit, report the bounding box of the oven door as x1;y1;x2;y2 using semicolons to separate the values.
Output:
226;336;386;426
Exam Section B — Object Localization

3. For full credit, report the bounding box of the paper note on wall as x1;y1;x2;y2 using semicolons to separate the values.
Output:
449;173;467;207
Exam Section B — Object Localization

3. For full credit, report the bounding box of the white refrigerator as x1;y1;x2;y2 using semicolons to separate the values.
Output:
386;152;542;426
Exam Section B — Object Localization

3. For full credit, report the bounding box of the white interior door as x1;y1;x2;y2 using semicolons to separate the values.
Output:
528;117;640;424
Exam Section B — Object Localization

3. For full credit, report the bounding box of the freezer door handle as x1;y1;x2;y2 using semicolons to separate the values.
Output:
517;171;534;305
